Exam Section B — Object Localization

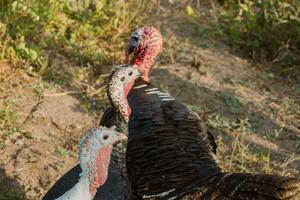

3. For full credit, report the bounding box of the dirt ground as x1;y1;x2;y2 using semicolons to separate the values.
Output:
0;7;299;200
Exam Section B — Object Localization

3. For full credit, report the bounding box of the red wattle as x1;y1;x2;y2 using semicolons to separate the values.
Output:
89;145;113;196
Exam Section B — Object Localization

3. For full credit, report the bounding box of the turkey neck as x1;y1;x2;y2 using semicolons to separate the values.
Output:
131;48;156;82
126;79;221;198
55;145;113;200
88;145;113;196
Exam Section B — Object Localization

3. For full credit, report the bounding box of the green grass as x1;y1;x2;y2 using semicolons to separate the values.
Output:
0;0;151;71
2;0;299;78
208;114;273;173
185;0;300;79
55;147;72;158
220;1;300;61
0;99;19;140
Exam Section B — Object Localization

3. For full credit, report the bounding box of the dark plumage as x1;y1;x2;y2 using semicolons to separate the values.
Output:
125;78;220;199
115;77;300;199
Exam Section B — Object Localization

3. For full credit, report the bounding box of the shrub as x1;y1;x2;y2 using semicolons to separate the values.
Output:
0;0;149;70
220;0;300;67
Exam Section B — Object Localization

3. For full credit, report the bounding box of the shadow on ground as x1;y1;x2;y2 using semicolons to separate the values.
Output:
151;67;300;176
0;167;25;200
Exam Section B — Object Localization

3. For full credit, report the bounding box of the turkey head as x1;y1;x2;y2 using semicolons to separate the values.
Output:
107;65;141;122
125;26;163;81
56;126;125;200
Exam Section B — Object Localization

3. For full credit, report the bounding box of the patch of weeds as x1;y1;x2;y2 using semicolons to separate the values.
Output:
232;142;251;173
42;65;75;87
208;114;232;130
265;128;282;143
0;99;19;140
1;127;16;141
55;147;71;158
293;86;300;96
208;114;251;133
238;78;252;87
219;1;300;76
219;131;272;173
262;71;275;80
0;0;152;74
32;81;44;97
209;115;270;173
257;149;271;173
78;94;91;113
223;95;246;114
282;98;300;116
186;104;203;113
234;143;271;173
233;118;252;135
185;1;300;79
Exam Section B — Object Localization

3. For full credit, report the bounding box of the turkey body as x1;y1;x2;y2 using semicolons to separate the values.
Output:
42;108;131;200
126;78;220;199
125;78;300;199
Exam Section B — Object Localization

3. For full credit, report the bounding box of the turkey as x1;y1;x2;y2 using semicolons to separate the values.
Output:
107;63;300;200
42;110;130;200
124;26;216;152
49;126;126;200
43;108;131;200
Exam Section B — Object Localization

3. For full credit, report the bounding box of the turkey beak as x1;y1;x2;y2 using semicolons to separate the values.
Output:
125;44;135;64
128;45;135;54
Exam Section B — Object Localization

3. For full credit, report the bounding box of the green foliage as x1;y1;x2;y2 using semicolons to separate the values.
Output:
0;0;148;70
0;0;54;66
220;0;300;66
293;86;300;95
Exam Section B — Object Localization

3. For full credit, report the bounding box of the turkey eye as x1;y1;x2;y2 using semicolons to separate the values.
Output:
121;77;125;82
128;71;133;76
103;135;109;140
132;36;138;42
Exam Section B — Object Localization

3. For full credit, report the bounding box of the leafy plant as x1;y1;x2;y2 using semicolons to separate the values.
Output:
220;0;300;67
0;0;149;71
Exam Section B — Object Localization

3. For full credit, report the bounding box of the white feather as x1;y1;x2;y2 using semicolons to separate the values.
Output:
55;177;92;200
142;188;175;198
146;90;160;94
145;88;158;92
134;84;147;89
161;98;175;101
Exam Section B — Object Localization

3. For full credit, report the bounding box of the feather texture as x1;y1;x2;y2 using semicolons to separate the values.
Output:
125;78;220;199
123;78;300;199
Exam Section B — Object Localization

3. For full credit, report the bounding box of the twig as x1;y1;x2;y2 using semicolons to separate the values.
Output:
88;86;107;96
44;91;84;97
16;95;43;130
229;131;241;170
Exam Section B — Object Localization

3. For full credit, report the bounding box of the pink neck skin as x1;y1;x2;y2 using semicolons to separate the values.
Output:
131;46;157;82
121;79;136;121
88;145;113;197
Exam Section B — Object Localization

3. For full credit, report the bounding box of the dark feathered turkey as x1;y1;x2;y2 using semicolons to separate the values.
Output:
122;78;300;199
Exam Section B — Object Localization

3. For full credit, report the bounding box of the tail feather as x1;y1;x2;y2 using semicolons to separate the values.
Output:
203;173;300;200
